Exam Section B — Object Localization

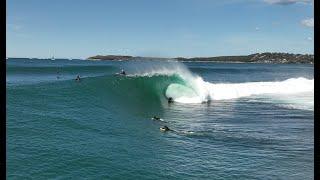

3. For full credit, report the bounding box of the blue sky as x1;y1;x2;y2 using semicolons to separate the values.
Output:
6;0;314;59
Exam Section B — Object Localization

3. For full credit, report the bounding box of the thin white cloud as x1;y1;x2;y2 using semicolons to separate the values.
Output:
255;27;260;31
264;0;311;5
301;18;314;27
307;37;313;41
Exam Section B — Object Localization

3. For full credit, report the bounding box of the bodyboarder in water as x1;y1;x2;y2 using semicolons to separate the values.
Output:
119;69;126;75
152;116;166;122
152;116;161;121
75;75;81;81
56;71;61;79
160;126;171;132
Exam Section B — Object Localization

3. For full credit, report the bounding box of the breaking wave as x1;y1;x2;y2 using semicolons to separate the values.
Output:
127;61;313;110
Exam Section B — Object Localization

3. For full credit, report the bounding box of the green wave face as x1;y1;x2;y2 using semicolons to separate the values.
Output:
106;74;187;105
40;73;189;115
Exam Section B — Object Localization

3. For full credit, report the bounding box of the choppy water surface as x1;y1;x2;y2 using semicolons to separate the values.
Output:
7;58;314;179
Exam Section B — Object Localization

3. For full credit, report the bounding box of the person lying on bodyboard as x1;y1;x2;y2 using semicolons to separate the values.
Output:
116;69;126;76
75;75;81;81
160;126;171;132
152;116;161;120
151;116;166;123
120;69;126;75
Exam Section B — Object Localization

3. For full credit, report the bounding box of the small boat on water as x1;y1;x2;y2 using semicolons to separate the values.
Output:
51;56;55;60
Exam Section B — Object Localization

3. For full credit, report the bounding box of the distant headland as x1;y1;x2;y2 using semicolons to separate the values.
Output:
87;52;314;64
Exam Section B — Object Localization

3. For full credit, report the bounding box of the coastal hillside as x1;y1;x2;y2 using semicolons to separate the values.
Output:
87;55;133;61
88;52;314;64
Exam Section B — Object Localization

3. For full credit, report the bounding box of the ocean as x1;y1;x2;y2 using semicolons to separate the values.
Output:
6;58;314;179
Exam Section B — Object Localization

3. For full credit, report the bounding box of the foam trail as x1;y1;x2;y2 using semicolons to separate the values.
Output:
205;77;314;100
169;77;313;103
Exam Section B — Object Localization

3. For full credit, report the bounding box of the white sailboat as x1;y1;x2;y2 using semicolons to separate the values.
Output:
51;56;55;60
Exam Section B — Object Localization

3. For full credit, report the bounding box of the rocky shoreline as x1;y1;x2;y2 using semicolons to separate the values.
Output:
88;52;314;64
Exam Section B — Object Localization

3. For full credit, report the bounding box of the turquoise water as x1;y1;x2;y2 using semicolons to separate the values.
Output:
7;58;314;179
